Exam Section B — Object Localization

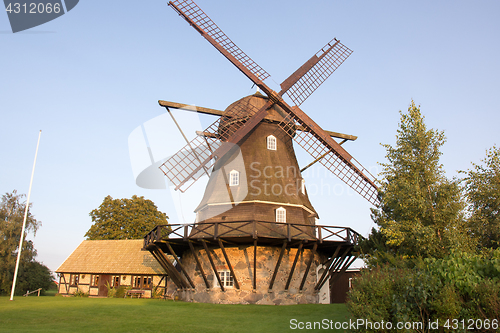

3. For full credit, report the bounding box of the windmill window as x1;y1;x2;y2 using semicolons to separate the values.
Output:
229;170;239;186
216;270;234;288
301;179;306;195
276;207;286;223
267;135;277;150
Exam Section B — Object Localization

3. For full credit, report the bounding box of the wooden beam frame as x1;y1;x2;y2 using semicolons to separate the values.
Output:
153;247;187;289
165;242;195;288
299;242;318;291
285;242;304;290
329;255;357;288
158;100;357;141
218;239;240;289
159;100;225;116
315;247;351;291
61;274;68;294
201;241;224;292
269;240;287;290
189;241;210;289
314;245;341;290
150;247;188;289
253;239;257;290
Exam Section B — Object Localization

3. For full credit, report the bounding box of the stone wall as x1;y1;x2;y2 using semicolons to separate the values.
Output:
175;244;326;305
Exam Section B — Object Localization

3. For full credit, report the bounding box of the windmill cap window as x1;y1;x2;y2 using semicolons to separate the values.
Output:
267;135;277;150
229;170;239;186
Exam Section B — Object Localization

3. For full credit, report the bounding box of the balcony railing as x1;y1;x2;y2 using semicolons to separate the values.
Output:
144;221;360;249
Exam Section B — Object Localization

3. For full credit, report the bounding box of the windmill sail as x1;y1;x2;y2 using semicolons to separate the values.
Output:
274;106;379;205
279;39;353;106
160;99;264;192
169;0;270;86
166;0;379;205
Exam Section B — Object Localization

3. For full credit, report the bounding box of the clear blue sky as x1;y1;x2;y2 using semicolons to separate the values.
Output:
1;0;499;273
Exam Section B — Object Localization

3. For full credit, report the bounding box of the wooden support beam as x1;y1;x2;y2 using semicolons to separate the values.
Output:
330;256;357;288
201;241;224;292
158;100;357;141
61;274;68;294
165;242;195;288
159;100;225;116
157;275;166;297
151;247;187;289
314;245;342;290
155;247;188;289
285;242;304;290
301;151;330;173
189;241;210;289
150;249;180;288
315;247;351;291
253;239;257;290
299;242;318;291
269;240;287;290
218;239;240;289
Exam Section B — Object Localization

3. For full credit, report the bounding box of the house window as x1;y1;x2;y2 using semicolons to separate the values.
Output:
267;135;277;150
217;270;234;288
276;207;286;223
142;276;152;289
91;275;99;287
70;274;79;286
133;276;141;288
301;179;306;195
133;275;153;289
229;170;239;186
111;275;120;287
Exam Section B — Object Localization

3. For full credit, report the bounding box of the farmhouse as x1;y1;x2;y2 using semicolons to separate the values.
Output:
56;239;168;298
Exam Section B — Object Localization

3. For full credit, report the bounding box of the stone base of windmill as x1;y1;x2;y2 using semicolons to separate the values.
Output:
174;244;327;305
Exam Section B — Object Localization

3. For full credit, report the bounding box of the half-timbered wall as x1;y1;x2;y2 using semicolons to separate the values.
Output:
57;273;167;298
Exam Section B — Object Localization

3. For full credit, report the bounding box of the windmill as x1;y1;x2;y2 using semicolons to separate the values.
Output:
143;0;378;304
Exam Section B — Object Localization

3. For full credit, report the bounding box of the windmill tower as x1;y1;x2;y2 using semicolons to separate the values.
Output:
143;0;378;304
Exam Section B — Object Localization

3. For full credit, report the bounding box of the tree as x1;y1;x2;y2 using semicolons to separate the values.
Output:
85;195;169;240
361;101;472;263
0;190;53;295
462;146;500;249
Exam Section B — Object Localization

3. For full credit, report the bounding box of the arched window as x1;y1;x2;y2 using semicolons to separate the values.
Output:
267;135;277;150
301;179;306;195
229;170;239;186
276;207;286;223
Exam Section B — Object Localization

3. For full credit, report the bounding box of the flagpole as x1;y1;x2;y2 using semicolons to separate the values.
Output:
10;130;42;301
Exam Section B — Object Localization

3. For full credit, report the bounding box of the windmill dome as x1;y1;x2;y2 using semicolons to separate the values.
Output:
218;92;293;137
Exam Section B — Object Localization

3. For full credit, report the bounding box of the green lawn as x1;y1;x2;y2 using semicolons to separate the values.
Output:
0;296;351;332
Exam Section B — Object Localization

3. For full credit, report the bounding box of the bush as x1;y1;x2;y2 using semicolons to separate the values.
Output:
347;252;500;332
114;286;127;298
72;290;89;297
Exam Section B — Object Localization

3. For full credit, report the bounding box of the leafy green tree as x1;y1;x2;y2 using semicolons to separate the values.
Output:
0;190;53;295
361;101;472;263
462;146;500;249
85;195;169;240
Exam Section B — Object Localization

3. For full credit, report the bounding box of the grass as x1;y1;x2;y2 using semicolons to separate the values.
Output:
0;296;351;332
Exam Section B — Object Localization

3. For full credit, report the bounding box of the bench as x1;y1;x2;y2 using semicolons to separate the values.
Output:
126;290;145;298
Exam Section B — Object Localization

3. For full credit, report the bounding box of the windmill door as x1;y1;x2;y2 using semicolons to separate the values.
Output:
98;275;110;297
316;265;331;304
